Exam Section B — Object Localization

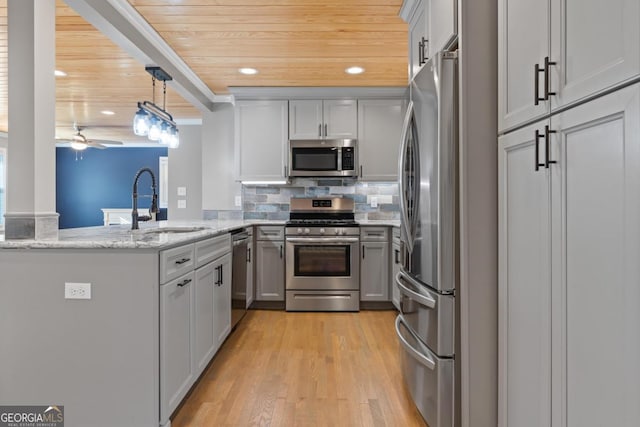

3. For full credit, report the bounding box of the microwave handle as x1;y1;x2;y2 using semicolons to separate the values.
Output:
284;165;288;178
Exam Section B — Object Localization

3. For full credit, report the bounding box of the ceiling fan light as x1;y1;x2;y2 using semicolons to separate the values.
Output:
70;141;88;151
148;116;162;141
133;108;150;136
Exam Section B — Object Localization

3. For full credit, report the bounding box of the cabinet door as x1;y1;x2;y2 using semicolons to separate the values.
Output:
323;100;358;139
391;240;402;310
246;236;254;308
234;100;288;181
429;0;457;53
193;263;216;375
358;99;405;181
550;0;639;111
160;272;195;422
213;253;232;348
255;240;285;301
408;0;427;81
552;84;640;427
498;121;552;427
289;100;323;139
498;0;551;131
360;241;390;301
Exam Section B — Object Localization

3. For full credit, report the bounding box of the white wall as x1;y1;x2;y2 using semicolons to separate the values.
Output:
201;104;241;211
168;124;203;220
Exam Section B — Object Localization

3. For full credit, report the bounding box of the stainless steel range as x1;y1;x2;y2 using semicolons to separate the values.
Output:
285;197;360;312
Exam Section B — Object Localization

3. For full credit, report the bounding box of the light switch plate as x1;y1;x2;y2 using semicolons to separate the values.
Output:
178;199;187;209
370;196;378;208
177;187;187;196
235;196;242;207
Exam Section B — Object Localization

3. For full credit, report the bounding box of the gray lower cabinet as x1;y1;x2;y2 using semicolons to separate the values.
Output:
360;226;390;301
160;272;195;423
255;240;285;301
160;234;231;425
255;226;285;301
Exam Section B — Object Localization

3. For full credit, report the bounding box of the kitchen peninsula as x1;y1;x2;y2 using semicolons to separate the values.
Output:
0;220;255;427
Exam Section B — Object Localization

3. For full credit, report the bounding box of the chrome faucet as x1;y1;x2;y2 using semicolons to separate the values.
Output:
131;167;159;230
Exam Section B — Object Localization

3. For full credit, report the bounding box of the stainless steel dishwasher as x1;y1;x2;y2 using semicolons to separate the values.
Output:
231;229;249;328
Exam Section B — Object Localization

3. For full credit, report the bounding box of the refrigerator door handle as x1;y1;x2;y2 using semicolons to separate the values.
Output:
395;315;436;370
398;100;415;252
396;271;436;308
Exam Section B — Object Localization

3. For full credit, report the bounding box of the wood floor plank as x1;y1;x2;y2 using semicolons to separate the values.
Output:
171;309;427;427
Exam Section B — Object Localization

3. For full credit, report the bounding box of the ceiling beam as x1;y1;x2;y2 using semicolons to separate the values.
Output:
63;0;234;111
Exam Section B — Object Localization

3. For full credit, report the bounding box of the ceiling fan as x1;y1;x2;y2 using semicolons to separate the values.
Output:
56;125;124;151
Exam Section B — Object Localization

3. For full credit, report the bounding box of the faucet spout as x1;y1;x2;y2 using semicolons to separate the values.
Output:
132;167;159;230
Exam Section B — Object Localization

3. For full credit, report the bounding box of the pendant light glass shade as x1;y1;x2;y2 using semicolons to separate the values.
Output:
159;122;171;145
133;107;150;136
168;127;179;149
148;116;161;141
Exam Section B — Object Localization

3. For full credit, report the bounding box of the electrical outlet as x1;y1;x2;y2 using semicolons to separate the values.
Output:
178;199;187;209
371;196;378;208
235;196;242;207
177;187;187;196
65;282;91;300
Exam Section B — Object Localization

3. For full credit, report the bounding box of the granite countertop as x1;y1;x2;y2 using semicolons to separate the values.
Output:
0;219;398;250
0;220;283;250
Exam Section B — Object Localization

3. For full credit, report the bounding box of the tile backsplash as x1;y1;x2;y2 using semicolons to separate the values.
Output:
203;178;399;221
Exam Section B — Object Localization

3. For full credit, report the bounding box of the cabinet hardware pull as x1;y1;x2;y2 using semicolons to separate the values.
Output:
284;165;288;178
418;39;424;66
544;57;557;100
362;245;365;259
178;278;191;287
395;249;400;264
279;245;283;259
175;257;190;265
220;265;223;286
534;129;545;171
324;123;327;137
534;63;545;105
318;124;322;137
360;165;363;178
544;125;557;168
215;265;221;285
247;247;251;263
421;37;428;63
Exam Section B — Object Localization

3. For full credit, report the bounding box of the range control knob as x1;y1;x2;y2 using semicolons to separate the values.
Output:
297;228;303;234
319;228;325;235
335;229;340;235
304;228;310;235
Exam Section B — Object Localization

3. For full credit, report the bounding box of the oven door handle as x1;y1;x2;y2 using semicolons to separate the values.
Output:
286;237;360;244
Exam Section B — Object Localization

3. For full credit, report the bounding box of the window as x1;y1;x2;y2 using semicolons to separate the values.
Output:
0;147;5;229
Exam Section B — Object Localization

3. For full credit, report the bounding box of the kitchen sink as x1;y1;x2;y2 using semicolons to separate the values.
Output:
143;226;208;234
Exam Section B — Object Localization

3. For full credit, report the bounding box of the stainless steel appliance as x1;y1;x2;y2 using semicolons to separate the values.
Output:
231;229;250;328
396;51;458;427
288;139;357;177
285;197;360;311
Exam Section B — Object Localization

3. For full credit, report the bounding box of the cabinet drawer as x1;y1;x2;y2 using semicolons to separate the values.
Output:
195;234;231;268
256;226;284;241
360;226;389;241
160;244;195;284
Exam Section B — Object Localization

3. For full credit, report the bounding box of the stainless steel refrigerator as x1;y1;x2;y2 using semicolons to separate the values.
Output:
395;51;458;427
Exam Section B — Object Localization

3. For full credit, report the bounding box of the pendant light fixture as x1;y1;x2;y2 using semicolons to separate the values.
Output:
133;66;180;148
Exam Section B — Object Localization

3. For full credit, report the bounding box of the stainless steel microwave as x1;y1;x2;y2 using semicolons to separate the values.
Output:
288;139;358;178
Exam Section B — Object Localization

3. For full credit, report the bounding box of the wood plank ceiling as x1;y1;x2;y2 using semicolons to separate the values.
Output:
0;0;407;142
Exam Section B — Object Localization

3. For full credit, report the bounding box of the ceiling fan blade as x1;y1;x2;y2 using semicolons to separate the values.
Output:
87;139;124;145
87;142;107;149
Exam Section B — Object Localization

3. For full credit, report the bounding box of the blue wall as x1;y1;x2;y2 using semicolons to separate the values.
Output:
56;147;168;229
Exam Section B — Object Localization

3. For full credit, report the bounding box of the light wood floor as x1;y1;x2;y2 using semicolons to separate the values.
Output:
172;309;427;427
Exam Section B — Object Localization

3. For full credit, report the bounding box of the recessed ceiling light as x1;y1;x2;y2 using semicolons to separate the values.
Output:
239;68;258;75
54;70;67;77
345;66;365;75
101;110;115;116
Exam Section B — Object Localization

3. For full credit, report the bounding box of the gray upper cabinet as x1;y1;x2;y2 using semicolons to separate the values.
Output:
498;0;640;132
235;100;288;181
289;100;357;140
357;99;405;181
401;0;428;81
428;0;457;54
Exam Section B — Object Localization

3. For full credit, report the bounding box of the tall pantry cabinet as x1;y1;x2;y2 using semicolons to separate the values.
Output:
498;1;640;426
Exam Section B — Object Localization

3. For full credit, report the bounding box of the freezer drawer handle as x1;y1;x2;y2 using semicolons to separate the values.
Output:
175;257;191;265
395;315;436;370
395;271;436;309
